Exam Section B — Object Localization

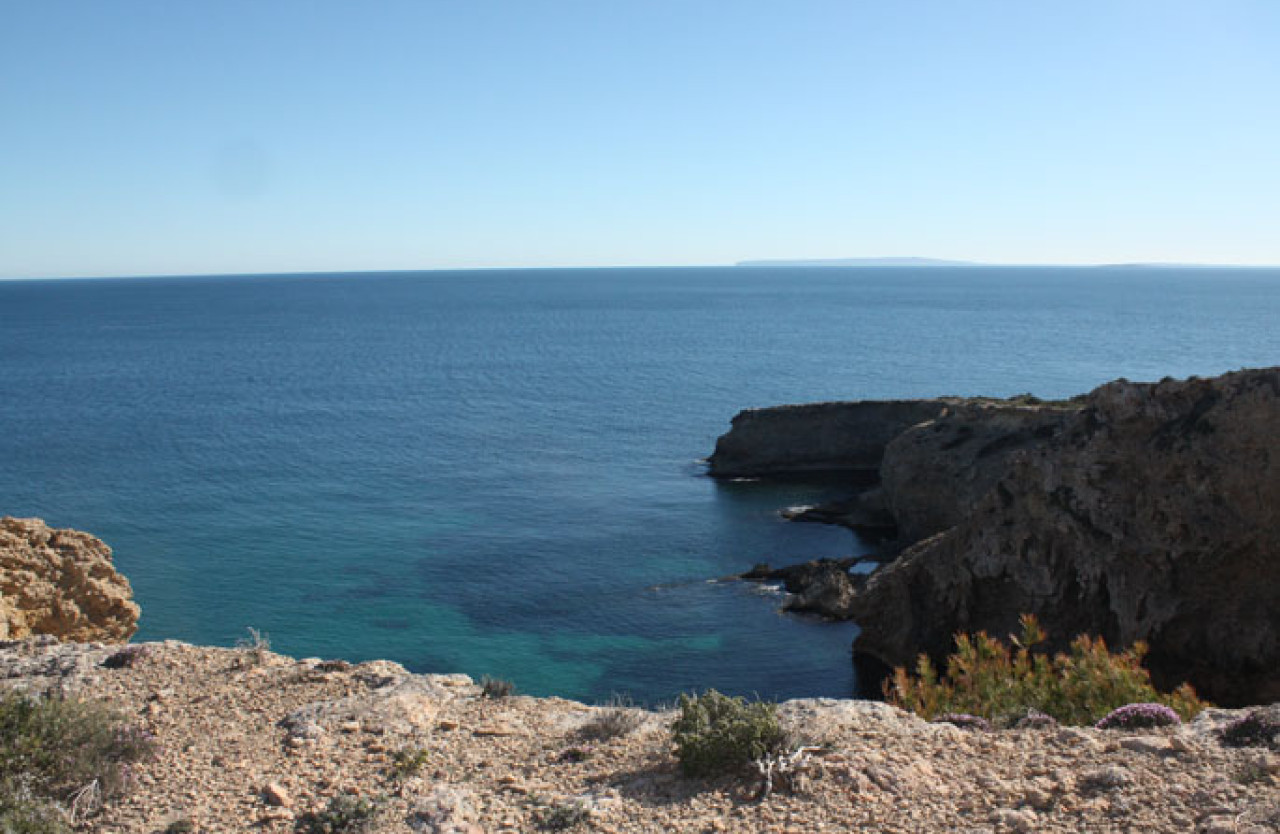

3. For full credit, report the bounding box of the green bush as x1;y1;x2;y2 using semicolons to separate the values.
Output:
885;614;1206;726
387;746;430;780
0;689;155;826
295;794;380;833
532;799;590;831
670;690;785;778
0;778;71;834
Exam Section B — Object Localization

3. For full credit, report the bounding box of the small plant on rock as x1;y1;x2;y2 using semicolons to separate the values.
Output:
1013;709;1058;730
387;746;430;780
532;799;590;831
235;628;271;666
885;614;1206;726
480;676;516;699
670;690;785;778
1095;702;1181;730
577;695;645;742
295;794;379;834
1218;708;1280;749
101;644;150;670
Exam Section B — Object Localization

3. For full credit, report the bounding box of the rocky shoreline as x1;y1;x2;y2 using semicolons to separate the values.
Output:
711;368;1280;707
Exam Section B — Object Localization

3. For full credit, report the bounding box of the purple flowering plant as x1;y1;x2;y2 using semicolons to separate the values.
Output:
1218;708;1280;749
1095;702;1181;730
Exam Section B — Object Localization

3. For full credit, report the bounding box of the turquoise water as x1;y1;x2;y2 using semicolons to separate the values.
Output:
2;266;1278;703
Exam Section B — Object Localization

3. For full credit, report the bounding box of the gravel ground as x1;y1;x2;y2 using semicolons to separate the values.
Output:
2;638;1276;834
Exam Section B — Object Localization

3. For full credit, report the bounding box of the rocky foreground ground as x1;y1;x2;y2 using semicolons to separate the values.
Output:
3;638;1277;834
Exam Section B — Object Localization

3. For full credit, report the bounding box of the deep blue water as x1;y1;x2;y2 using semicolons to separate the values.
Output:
2;266;1278;704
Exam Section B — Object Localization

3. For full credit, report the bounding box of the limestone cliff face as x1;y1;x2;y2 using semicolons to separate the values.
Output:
0;516;139;643
880;403;1077;545
707;400;951;478
853;369;1280;706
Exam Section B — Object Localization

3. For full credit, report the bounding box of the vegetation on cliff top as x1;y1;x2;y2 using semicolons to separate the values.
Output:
0;689;155;832
885;615;1206;727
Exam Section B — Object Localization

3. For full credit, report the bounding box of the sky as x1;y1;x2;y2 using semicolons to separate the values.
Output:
3;1;1279;278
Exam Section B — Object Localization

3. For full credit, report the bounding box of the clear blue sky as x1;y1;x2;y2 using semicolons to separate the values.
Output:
3;1;1279;277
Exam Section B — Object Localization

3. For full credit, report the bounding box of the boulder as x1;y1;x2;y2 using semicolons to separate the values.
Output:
0;516;139;643
853;368;1280;706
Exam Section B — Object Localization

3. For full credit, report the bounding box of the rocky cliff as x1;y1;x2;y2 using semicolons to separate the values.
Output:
0;516;139;642
879;402;1077;544
707;399;952;478
852;368;1280;706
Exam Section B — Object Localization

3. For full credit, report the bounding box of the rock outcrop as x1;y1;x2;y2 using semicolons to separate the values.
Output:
0;516;139;643
741;557;866;619
879;402;1077;544
707;399;952;478
852;368;1280;706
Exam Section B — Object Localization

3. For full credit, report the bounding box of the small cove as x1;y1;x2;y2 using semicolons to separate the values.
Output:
2;266;1278;703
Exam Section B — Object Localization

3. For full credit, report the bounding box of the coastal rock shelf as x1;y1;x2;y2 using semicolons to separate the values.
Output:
712;368;1280;706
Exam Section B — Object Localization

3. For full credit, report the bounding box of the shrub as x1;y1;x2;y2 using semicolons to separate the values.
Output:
235;628;271;666
387;746;430;780
1013;709;1058;730
0;689;155;817
532;800;590;831
670;690;785;778
1095;703;1181;730
1218;709;1280;749
885;614;1206;726
480;676;516;699
0;778;71;834
577;695;645;742
295;794;379;833
101;645;150;670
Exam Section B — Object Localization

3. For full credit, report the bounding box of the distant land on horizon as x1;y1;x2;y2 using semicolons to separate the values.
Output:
735;257;978;267
734;258;1278;269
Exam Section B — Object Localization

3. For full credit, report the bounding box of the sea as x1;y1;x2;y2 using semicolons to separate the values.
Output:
2;266;1278;705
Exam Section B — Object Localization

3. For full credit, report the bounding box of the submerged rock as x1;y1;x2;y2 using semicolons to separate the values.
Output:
0;516;139;643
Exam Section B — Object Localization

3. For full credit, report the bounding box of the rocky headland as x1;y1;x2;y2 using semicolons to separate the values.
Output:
706;399;955;478
710;367;1280;708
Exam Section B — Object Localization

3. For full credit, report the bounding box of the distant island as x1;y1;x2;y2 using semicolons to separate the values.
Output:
734;258;1276;269
735;257;978;267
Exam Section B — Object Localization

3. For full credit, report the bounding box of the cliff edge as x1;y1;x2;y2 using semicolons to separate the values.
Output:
0;515;139;643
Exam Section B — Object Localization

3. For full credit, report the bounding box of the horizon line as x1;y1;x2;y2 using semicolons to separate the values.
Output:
4;260;1280;281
